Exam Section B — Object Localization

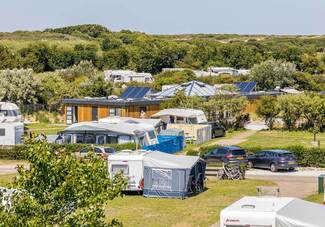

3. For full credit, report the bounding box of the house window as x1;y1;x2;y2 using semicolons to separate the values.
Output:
92;107;98;121
66;106;78;124
151;169;172;191
0;128;5;136
109;107;120;117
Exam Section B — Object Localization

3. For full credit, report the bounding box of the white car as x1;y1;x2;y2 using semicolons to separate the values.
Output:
79;146;116;159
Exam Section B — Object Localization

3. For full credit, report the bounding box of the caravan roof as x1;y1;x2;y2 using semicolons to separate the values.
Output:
99;117;161;128
152;108;205;119
108;150;151;161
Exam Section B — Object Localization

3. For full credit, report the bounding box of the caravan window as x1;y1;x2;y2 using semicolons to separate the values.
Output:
0;128;5;136
151;169;172;191
188;117;198;124
111;165;129;177
96;135;106;144
148;130;156;140
85;134;95;144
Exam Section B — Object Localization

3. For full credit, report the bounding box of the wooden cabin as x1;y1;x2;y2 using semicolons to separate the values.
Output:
62;98;162;124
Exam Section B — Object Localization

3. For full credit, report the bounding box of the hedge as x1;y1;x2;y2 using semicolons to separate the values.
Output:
0;143;136;160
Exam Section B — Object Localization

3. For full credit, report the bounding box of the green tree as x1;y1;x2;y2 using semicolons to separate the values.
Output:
278;95;303;130
0;69;38;104
80;74;113;97
153;70;196;90
250;59;296;90
0;137;126;226
161;91;204;109
256;96;280;130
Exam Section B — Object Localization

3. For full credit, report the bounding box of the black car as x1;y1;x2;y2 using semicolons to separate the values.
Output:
203;146;247;163
248;150;297;172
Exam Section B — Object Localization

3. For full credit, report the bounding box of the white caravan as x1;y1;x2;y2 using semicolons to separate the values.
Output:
151;108;208;124
108;150;149;191
220;196;325;227
0;122;24;145
0;102;22;123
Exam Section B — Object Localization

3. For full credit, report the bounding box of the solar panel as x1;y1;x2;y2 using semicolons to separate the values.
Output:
120;87;151;99
234;82;256;93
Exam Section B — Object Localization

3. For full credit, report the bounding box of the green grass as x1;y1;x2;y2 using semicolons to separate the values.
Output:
305;193;324;204
25;123;66;135
238;130;325;149
105;179;274;227
0;174;17;187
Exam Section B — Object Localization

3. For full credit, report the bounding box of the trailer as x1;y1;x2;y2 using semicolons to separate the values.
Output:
0;122;24;145
220;196;325;227
108;150;148;191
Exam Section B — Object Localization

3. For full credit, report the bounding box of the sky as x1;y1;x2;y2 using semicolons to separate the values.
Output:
1;0;325;35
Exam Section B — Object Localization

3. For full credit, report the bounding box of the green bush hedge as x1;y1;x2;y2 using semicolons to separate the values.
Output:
243;145;325;168
0;143;136;160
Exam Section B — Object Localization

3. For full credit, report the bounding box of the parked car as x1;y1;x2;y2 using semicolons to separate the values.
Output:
79;146;116;159
203;146;247;163
247;150;297;172
207;122;226;138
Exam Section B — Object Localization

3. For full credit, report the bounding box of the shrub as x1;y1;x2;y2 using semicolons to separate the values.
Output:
186;149;199;156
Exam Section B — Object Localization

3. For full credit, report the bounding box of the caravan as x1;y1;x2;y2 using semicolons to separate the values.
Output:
220;196;325;227
0;102;22;123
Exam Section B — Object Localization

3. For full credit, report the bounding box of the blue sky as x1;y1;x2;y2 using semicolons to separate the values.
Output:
1;0;325;34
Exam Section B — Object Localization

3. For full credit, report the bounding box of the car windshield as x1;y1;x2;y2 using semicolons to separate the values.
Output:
231;149;245;155
278;153;294;158
104;148;115;154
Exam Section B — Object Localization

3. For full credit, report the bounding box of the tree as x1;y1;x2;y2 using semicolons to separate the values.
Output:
153;70;196;90
0;137;126;226
0;69;38;104
250;59;296;90
80;74;113;97
256;96;280;130
278;95;303;130
300;94;325;142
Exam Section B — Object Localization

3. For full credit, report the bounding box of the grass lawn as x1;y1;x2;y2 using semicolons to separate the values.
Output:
305;193;324;204
25;123;66;135
238;130;325;149
0;173;17;187
105;179;274;227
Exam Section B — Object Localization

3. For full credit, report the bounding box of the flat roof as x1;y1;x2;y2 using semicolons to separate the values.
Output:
62;98;163;106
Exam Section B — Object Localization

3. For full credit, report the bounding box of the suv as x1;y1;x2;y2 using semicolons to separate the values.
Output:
203;146;247;163
79;146;116;160
247;150;297;172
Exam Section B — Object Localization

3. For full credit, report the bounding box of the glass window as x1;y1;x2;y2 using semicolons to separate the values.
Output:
111;164;129;177
92;107;98;121
151;169;172;191
0;128;5;136
64;134;72;143
188;117;198;124
96;135;106;144
278;153;294;158
76;134;84;143
148;130;156;140
94;147;102;154
109;108;120;117
104;147;115;154
85;134;95;144
216;148;227;155
231;149;246;156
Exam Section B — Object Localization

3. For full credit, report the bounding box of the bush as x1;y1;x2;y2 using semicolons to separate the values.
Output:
186;149;199;156
243;145;325;168
0;143;135;160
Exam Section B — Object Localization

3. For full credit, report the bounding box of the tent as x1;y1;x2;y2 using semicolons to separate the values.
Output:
143;151;206;198
220;196;325;227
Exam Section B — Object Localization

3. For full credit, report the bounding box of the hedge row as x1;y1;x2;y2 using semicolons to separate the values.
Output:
0;143;136;160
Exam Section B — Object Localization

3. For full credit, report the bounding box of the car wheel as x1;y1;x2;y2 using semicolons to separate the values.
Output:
270;163;277;172
248;161;253;169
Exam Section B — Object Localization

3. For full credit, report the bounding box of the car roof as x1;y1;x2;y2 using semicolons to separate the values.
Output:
221;145;244;150
264;149;291;153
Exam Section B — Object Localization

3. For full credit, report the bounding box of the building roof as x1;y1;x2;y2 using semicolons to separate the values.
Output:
62;97;163;106
152;81;216;98
120;87;152;99
234;82;257;93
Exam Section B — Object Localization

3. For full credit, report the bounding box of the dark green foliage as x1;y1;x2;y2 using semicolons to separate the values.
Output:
45;24;110;38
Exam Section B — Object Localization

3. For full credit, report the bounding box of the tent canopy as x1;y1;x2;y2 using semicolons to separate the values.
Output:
276;198;325;227
143;151;200;169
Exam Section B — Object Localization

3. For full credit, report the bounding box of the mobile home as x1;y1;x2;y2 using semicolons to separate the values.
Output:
0;122;24;145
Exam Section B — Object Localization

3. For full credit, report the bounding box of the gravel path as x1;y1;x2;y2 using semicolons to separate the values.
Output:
212;130;257;146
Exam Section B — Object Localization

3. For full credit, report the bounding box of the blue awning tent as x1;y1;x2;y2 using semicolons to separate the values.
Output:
142;152;206;198
142;135;184;154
